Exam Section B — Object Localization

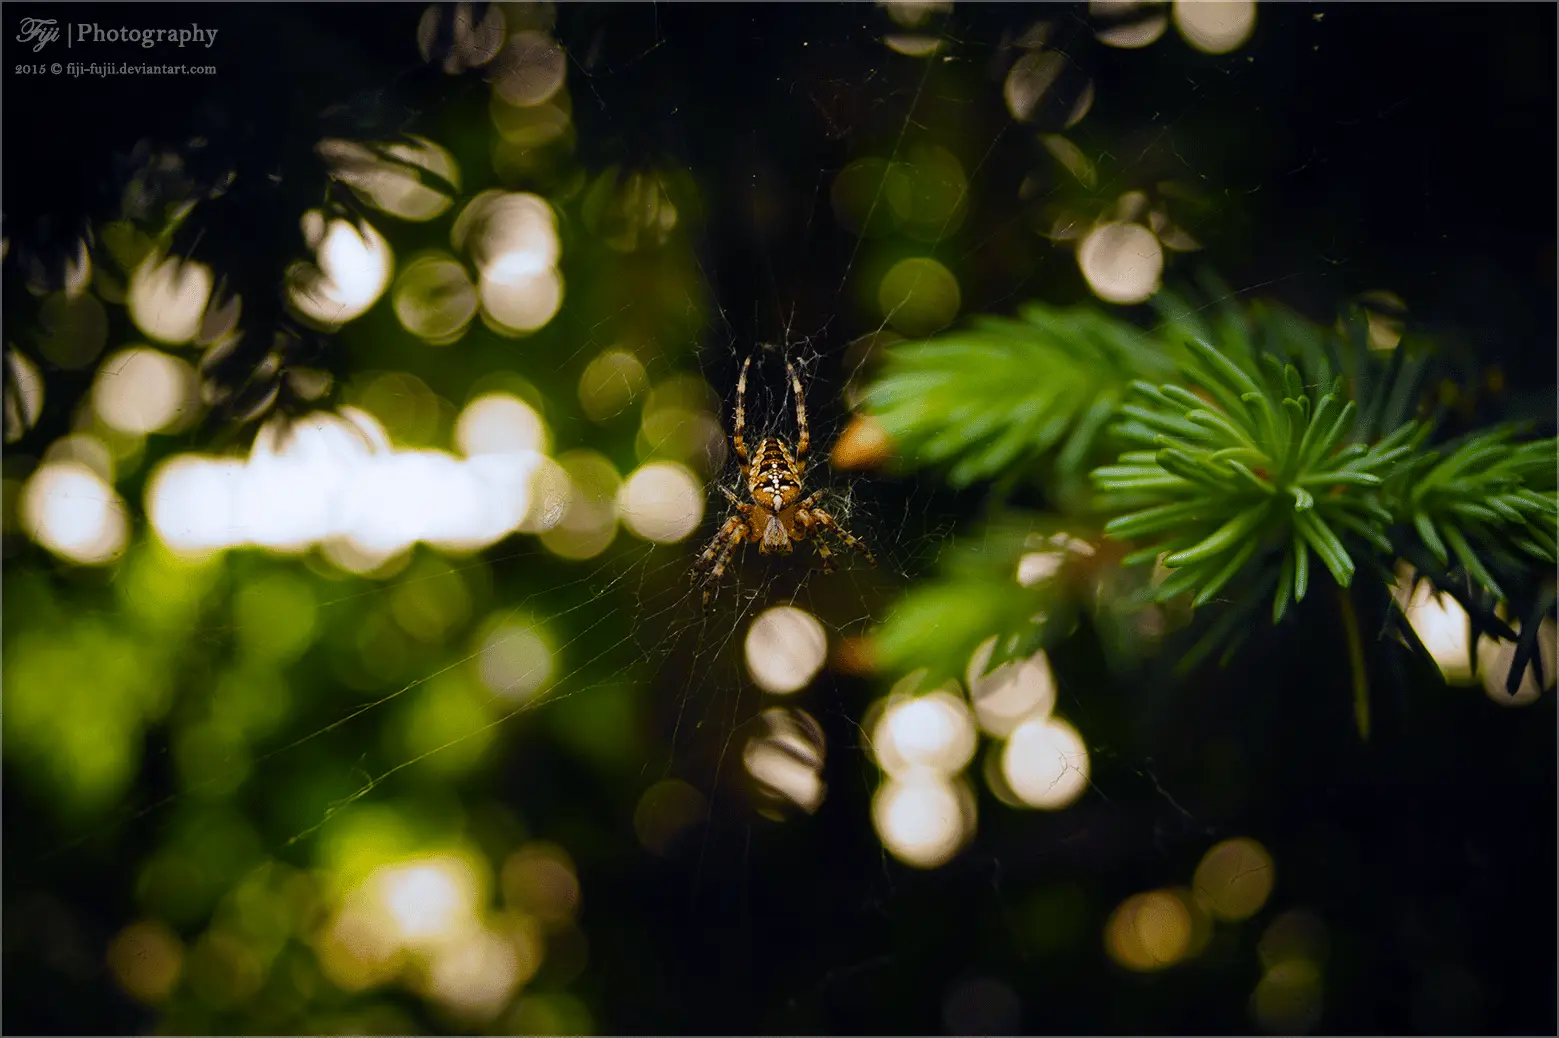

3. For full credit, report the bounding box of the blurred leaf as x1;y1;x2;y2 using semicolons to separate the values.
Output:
862;302;1178;496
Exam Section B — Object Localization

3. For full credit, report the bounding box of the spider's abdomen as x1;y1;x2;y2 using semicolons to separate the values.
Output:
749;437;801;511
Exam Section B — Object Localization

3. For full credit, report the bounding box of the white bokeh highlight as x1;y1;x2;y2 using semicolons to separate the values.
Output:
92;347;195;435
744;606;828;694
618;461;704;544
1002;716;1090;809
21;460;129;565
871;690;978;778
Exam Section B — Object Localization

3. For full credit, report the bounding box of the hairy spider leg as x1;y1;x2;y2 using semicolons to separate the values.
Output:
733;356;753;477
701;524;752;603
692;513;749;578
799;505;876;566
785;359;808;473
792;488;826;516
789;503;837;572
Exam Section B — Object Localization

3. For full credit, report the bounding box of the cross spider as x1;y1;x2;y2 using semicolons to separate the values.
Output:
692;356;875;601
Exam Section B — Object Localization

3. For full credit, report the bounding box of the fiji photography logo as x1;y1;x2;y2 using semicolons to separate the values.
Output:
17;17;219;51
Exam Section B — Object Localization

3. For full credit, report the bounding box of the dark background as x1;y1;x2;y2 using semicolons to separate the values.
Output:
4;3;1555;1034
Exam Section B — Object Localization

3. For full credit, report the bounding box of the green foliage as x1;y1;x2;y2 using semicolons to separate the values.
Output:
863;302;1177;495
868;287;1559;695
871;514;1153;687
1388;427;1558;598
1093;338;1421;622
872;518;1053;683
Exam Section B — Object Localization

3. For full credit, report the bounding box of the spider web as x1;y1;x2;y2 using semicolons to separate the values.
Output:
17;0;1281;986
11;3;1554;1034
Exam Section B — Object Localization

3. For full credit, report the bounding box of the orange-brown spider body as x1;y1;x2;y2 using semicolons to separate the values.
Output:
748;436;805;551
692;356;874;600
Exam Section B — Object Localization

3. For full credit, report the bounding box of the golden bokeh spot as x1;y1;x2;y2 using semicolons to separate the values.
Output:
391;558;473;643
418;1;506;71
637;406;727;474
1251;959;1325;1034
1259;909;1330;971
1193;836;1275;922
107;919;185;1004
501;843;581;929
393;254;479;344
830;413;894;471
579;349;649;421
1105;889;1193;971
879;256;961;336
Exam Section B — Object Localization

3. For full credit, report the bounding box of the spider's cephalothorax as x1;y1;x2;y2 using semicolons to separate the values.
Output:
692;356;875;601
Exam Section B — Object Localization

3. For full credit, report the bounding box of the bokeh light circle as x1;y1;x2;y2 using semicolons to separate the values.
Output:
617;461;704;544
871;690;978;777
92;347;195;435
744;606;828;694
1078;221;1163;304
393;254;479;344
21;459;129;565
1001;716;1090;809
1105;889;1194;971
129;255;211;345
878;256;961;336
872;772;974;869
1173;0;1256;54
1193;836;1275;921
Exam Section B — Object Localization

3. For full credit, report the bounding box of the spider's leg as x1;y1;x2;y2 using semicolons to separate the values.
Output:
793;489;826;514
702;523;750;604
734;356;753;477
794;509;837;572
813;533;838;573
692;515;745;578
719;485;746;508
803;507;876;566
786;359;808;474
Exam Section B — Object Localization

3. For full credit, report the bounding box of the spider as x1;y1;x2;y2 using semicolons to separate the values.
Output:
692;355;875;601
